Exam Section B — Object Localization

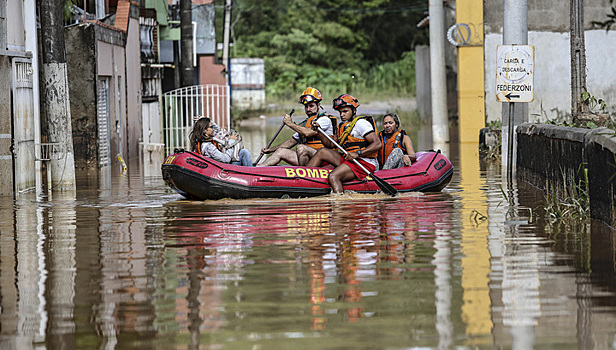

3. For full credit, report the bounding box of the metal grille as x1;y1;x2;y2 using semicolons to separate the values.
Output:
35;142;65;161
162;84;230;155
12;58;35;194
14;60;33;88
139;17;156;63
97;79;110;167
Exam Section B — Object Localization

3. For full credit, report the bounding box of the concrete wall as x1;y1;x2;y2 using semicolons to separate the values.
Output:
5;0;24;51
199;55;226;85
66;24;98;170
484;1;616;124
0;55;12;196
125;15;142;159
230;58;265;111
517;123;616;228
66;22;128;172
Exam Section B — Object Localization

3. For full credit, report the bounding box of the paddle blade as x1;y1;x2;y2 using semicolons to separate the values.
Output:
371;173;398;196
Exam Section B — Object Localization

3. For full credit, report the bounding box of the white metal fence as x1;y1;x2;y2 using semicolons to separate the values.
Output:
162;84;231;155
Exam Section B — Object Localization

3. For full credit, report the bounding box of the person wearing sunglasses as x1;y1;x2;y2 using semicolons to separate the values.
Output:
259;87;338;166
307;94;382;193
190;116;253;166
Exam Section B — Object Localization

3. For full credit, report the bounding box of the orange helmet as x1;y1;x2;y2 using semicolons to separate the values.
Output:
332;94;359;110
299;87;322;105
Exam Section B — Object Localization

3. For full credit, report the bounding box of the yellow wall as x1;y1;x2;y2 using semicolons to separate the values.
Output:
457;1;485;144
456;0;492;344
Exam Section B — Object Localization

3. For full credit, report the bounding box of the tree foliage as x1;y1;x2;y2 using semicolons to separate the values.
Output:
591;0;616;31
216;0;428;98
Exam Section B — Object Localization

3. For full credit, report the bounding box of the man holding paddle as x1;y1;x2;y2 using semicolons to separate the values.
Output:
257;87;337;166
308;94;391;195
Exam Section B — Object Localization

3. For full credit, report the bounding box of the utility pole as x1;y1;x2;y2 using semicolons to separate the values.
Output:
39;0;76;192
429;0;449;153
180;0;195;87
501;0;528;182
571;0;588;116
222;0;232;85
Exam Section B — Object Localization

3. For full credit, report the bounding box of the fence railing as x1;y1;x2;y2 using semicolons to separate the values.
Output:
162;84;231;155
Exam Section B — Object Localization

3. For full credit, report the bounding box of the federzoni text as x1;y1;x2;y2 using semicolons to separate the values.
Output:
496;84;532;92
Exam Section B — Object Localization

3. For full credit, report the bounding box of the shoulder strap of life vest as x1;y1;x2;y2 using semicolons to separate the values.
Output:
338;115;376;145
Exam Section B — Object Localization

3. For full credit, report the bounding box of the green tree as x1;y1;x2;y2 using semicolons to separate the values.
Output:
215;0;428;97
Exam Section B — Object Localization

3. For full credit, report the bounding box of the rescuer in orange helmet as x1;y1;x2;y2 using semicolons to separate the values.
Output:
307;94;382;193
259;87;338;166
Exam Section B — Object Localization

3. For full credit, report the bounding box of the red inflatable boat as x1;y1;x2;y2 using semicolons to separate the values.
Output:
162;150;454;200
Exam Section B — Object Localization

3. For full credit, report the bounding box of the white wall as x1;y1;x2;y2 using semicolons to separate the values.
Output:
6;0;24;50
485;30;616;123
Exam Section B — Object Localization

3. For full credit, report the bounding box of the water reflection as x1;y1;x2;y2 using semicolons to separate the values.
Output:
161;193;455;346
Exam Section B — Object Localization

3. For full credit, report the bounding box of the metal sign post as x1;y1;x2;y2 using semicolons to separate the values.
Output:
496;45;534;103
496;44;534;183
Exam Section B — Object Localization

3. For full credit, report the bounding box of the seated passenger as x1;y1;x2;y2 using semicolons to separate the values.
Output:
378;113;416;169
189;117;253;167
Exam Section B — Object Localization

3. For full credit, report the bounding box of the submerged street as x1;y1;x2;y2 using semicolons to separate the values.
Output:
1;127;615;349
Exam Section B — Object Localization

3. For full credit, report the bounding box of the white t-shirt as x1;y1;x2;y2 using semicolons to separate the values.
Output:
293;115;333;141
349;118;378;169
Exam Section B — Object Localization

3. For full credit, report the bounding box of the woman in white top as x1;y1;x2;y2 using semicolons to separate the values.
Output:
189;117;253;166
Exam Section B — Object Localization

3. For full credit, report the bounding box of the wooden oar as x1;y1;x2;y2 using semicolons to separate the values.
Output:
253;109;294;166
316;126;398;196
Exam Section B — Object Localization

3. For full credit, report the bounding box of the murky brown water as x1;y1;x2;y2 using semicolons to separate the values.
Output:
1;122;616;349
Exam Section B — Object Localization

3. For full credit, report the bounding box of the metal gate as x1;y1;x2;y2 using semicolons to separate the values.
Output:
162;84;230;155
97;78;111;167
12;57;35;194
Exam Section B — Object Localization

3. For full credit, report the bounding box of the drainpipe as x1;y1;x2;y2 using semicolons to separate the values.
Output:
192;21;197;68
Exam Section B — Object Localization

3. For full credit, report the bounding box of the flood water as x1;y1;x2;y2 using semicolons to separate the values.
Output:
1;120;616;349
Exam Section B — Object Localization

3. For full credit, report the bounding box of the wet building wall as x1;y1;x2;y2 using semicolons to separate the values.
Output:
517;123;616;228
0;55;12;195
66;22;127;173
65;24;99;171
124;13;142;160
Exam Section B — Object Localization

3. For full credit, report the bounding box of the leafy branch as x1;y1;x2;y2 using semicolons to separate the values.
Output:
591;0;616;30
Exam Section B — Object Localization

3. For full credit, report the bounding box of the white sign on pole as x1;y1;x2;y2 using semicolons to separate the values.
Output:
496;45;534;102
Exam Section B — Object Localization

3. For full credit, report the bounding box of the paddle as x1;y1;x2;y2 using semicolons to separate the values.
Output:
316;126;398;197
253;109;295;166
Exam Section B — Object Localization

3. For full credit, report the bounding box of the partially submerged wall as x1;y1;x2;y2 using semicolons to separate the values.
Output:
517;123;616;227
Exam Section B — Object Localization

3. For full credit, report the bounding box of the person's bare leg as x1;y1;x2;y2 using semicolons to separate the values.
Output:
328;164;357;193
259;148;299;166
296;144;317;166
307;148;341;168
